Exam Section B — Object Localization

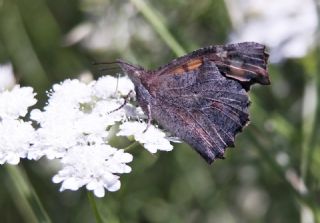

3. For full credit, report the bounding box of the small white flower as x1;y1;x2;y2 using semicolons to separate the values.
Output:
0;86;37;120
117;122;173;153
0;119;35;164
93;99;132;126
93;75;134;98
52;144;133;197
0;63;15;91
49;79;93;108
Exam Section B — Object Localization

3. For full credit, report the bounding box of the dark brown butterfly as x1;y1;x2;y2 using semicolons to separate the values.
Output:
117;42;270;164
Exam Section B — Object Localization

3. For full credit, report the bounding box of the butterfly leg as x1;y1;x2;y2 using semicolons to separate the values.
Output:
107;90;134;114
143;104;152;133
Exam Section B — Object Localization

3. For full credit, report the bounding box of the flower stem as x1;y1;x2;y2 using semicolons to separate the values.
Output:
5;165;52;223
124;141;140;151
129;0;186;57
87;191;104;223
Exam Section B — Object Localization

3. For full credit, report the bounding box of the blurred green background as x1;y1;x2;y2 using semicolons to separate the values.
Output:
1;0;320;222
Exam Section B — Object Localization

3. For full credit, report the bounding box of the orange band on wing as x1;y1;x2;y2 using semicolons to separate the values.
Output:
170;59;203;75
171;67;186;74
186;59;203;70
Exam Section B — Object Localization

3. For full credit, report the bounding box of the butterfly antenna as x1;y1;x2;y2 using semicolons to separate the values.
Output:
98;67;120;72
92;61;120;65
116;60;141;69
92;59;140;70
92;61;121;73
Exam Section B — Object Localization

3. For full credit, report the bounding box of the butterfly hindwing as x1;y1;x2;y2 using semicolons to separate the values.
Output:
151;60;249;163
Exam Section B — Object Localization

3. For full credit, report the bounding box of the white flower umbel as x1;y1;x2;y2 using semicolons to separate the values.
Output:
0;63;15;91
117;122;173;153
29;76;138;196
52;144;133;197
0;74;175;196
0;85;37;164
30;77;135;160
225;0;318;62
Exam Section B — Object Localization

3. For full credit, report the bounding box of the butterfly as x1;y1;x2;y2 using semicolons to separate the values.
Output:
116;42;269;164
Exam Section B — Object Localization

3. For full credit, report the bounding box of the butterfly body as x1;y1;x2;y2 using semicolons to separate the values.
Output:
118;42;269;164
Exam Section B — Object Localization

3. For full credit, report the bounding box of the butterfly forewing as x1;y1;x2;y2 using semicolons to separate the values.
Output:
157;42;269;87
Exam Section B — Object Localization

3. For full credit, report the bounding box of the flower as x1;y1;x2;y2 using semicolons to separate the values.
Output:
29;76;137;196
0;85;37;164
0;119;35;164
29;78;134;160
93;75;134;98
0;74;175;197
52;144;133;197
226;0;318;62
0;86;37;120
0;63;15;91
117;121;173;153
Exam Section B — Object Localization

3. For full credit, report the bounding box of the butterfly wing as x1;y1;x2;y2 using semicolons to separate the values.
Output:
156;42;270;88
118;42;269;163
150;59;250;163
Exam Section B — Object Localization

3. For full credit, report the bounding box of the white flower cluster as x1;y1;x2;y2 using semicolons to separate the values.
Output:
0;86;37;164
118;122;173;153
0;64;37;165
0;64;174;197
225;0;318;62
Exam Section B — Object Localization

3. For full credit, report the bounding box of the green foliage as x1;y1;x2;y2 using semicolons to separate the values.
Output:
0;0;320;222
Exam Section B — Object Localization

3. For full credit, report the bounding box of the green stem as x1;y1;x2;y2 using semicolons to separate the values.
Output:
87;192;104;223
124;141;140;151
300;77;318;181
130;0;186;57
5;165;51;223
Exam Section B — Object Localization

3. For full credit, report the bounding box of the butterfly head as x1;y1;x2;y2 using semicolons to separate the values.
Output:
117;59;146;86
